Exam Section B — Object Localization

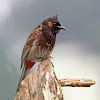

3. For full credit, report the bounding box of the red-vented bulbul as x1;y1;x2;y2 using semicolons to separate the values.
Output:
16;15;66;92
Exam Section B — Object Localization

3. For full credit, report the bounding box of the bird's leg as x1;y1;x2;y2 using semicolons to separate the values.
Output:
39;56;54;61
45;56;54;60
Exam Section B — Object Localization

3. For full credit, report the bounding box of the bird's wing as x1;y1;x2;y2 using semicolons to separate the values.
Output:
20;31;36;70
20;24;42;70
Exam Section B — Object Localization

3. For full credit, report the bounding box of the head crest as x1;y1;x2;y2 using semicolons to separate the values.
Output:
50;15;58;20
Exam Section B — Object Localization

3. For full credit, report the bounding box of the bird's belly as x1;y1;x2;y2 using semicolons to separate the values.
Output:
27;44;53;62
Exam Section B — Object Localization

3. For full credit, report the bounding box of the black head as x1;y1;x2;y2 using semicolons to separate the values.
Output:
42;15;67;34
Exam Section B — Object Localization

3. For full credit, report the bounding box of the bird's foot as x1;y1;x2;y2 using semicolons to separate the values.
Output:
39;56;54;61
45;56;54;60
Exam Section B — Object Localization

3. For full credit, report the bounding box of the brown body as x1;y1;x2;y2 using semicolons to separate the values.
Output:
16;15;66;93
21;24;56;65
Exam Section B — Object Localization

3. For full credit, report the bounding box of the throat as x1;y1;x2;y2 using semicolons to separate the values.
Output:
53;28;60;35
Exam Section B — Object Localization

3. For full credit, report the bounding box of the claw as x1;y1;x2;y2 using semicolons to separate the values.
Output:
46;56;54;60
38;56;54;61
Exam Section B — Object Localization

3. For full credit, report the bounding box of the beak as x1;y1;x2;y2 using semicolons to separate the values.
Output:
56;26;67;30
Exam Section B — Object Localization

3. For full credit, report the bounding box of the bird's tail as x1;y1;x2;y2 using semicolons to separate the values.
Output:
16;64;30;93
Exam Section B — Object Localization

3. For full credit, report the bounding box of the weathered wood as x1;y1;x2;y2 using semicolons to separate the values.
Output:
14;58;63;100
59;79;95;87
14;58;96;100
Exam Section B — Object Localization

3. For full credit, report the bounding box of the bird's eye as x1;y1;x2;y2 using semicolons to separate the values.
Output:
53;22;57;25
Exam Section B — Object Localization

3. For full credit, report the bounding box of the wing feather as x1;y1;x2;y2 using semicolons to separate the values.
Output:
20;32;36;69
20;24;42;69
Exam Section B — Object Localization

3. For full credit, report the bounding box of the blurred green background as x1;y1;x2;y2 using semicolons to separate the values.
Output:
0;0;100;100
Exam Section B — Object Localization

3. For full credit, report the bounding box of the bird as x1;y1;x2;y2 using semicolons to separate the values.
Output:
16;15;67;93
